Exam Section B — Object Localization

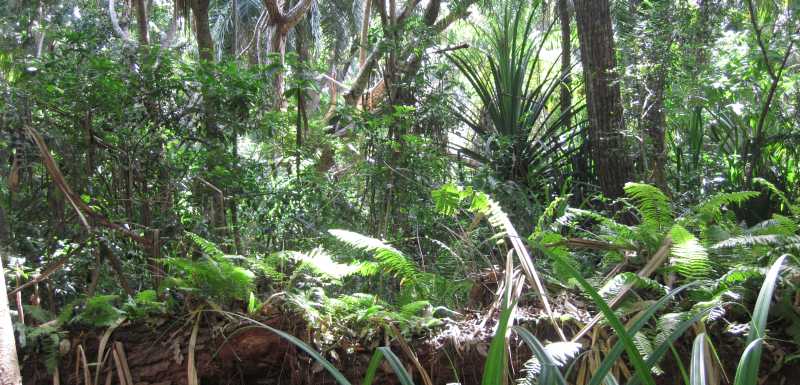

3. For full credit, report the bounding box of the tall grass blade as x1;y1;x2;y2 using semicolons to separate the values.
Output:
375;346;417;385
513;326;569;385
549;252;657;385
482;305;515;385
690;333;707;385
733;255;787;385
223;313;352;385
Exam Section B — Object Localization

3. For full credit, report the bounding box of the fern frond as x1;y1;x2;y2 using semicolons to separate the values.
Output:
669;224;712;279
633;331;663;375
328;229;420;286
290;247;362;279
186;232;225;259
624;183;673;231
561;208;637;244
431;183;465;216
533;196;569;237
747;214;799;236
694;191;760;221
598;272;667;302
713;234;800;249
400;300;431;317
754;178;800;217
516;341;581;385
653;312;690;348
712;265;765;293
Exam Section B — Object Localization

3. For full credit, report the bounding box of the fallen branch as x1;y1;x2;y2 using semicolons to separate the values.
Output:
24;126;148;246
571;236;673;342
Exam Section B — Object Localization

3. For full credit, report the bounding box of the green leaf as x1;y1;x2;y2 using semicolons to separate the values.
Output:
690;333;707;385
734;255;787;385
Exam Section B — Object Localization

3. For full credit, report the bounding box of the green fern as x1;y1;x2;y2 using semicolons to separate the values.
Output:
624;183;673;231
669;224;712;279
558;208;637;247
186;231;225;259
25;324;63;373
598;272;667;303
516;341;581;385
633;331;663;375
162;234;255;302
328;229;420;287
290;247;362;280
753;178;800;217
749;215;798;236
74;295;124;327
693;191;760;222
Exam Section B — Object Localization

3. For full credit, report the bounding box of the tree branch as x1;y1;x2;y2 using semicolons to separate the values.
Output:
263;0;284;22
284;0;314;28
108;0;135;44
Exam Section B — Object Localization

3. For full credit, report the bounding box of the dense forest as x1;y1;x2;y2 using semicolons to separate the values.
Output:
1;0;799;384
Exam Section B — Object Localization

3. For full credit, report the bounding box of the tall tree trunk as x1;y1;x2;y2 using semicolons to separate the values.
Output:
574;0;634;199
0;256;22;385
190;0;214;62
264;0;315;109
190;0;227;238
134;0;149;44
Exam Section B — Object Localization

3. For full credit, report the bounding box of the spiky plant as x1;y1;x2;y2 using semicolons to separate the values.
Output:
448;0;583;191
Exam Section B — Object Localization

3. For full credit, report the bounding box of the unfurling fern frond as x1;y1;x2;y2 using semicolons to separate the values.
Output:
669;224;712;279
694;191;760;221
516;341;581;385
624;183;673;231
328;229;420;286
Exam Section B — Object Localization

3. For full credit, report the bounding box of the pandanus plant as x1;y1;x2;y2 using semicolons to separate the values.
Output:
447;0;584;191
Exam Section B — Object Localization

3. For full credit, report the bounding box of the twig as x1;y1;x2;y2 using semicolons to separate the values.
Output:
433;43;469;54
7;244;84;297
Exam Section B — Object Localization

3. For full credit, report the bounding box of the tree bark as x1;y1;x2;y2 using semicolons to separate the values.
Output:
190;0;214;62
263;0;315;109
0;255;22;385
133;0;149;45
574;0;634;199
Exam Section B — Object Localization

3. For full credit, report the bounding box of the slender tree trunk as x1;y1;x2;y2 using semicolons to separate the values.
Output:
359;0;372;66
644;73;669;192
558;0;572;122
33;1;45;58
232;0;239;55
574;0;634;199
0;256;22;385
